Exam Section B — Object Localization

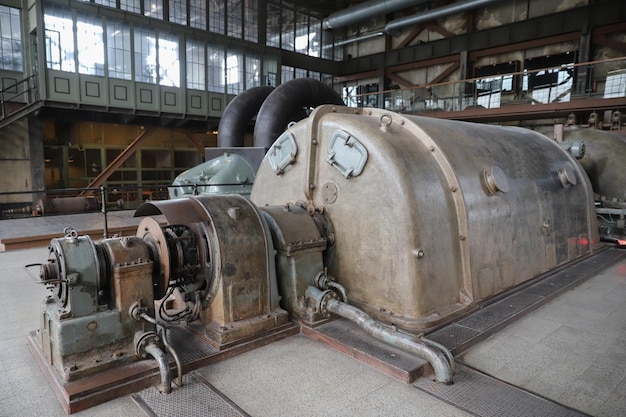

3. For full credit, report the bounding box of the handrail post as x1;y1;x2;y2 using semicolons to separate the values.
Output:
101;186;109;239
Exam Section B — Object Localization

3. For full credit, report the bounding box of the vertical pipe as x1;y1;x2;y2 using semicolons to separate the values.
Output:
144;343;172;394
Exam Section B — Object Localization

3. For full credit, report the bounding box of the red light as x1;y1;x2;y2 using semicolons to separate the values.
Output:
618;239;626;247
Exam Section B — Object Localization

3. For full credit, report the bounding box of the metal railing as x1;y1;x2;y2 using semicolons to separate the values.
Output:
341;57;626;114
0;74;39;120
0;181;252;219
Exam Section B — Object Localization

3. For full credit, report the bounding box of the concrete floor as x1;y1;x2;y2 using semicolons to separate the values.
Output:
0;245;624;417
460;261;626;416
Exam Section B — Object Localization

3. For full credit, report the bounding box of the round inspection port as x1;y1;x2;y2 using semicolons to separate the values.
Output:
557;167;577;187
482;166;509;196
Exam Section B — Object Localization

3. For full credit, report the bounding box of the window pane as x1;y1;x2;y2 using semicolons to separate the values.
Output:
77;13;104;75
295;67;307;79
107;20;131;80
321;28;334;60
189;0;206;30
120;0;141;14
266;1;280;48
186;39;205;90
174;151;200;168
243;0;258;42
134;26;157;83
44;5;75;72
94;0;116;8
144;0;163;20
227;0;242;38
309;16;320;57
209;0;225;34
169;0;187;25
245;55;260;89
158;33;180;87
142;150;171;168
281;65;294;83
207;45;225;93
0;6;22;71
282;3;295;51
226;51;243;94
264;57;277;86
295;10;308;54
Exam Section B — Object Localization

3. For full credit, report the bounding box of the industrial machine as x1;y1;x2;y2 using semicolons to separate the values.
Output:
169;152;256;199
29;104;601;413
563;127;626;246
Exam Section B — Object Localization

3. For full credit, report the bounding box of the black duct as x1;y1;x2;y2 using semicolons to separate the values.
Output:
217;86;275;148
254;78;344;149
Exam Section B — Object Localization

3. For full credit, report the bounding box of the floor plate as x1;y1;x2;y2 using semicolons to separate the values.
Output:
133;373;250;417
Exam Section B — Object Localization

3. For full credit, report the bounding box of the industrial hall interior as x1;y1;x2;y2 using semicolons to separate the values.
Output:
1;0;626;415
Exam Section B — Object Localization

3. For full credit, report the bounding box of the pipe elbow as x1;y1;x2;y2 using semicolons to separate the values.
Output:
144;343;172;394
135;331;172;394
254;78;345;149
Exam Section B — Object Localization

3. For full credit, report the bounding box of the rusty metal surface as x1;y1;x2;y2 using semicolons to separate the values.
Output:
27;322;298;414
133;373;250;417
302;319;426;383
134;195;291;348
414;363;591;417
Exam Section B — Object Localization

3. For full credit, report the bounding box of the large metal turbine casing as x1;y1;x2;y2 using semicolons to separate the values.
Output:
563;127;626;243
565;127;626;202
251;105;599;332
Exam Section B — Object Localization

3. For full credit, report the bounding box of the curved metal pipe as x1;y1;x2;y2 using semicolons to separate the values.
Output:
254;78;344;149
307;286;454;384
385;0;501;34
144;343;173;394
323;0;430;30
327;281;348;304
315;271;348;303
139;312;183;387
218;86;275;147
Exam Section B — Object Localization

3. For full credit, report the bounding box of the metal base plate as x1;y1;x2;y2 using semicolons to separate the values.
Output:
302;319;427;383
133;373;250;417
27;323;298;414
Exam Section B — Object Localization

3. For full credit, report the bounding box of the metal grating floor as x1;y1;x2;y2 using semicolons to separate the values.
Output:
133;373;250;417
427;248;625;354
414;364;590;417
166;326;219;363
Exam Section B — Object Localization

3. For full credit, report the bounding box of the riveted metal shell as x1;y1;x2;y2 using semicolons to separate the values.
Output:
251;105;598;332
